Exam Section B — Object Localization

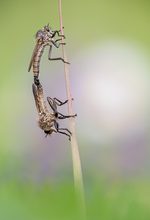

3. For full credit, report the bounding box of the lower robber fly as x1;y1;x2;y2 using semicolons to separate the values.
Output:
32;82;76;140
28;24;69;86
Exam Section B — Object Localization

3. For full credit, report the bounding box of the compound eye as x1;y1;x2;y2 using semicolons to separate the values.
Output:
36;30;44;39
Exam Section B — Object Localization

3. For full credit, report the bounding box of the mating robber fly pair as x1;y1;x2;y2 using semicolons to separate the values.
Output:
29;24;76;140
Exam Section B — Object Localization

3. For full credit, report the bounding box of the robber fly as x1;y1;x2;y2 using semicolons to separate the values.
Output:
28;24;69;86
32;82;76;140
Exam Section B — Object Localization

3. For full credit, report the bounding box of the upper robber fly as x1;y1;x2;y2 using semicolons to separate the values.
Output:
28;24;69;85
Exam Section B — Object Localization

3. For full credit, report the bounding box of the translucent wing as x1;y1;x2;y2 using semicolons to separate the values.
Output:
32;83;41;113
47;97;57;112
28;41;39;72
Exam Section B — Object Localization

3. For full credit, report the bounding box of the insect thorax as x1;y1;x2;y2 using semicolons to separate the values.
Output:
38;112;55;131
36;28;53;43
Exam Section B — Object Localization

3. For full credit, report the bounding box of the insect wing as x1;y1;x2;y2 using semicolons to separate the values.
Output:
28;41;39;72
47;97;57;112
32;83;41;113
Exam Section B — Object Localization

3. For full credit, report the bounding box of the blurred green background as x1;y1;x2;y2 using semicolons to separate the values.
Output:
1;0;150;219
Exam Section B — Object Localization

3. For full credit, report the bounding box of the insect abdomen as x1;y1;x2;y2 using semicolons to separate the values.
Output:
33;45;45;77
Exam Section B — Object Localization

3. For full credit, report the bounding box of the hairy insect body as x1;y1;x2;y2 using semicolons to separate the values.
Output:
38;112;56;134
32;83;76;140
32;83;55;134
32;43;46;78
28;24;69;86
30;25;73;140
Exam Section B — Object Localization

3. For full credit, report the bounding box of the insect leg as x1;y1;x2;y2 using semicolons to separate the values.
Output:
54;121;72;141
52;41;66;48
48;45;70;64
53;98;74;106
52;30;65;38
47;97;74;108
53;98;68;106
58;112;77;119
55;38;64;43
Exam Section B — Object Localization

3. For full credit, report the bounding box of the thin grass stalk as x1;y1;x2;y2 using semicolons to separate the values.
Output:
58;0;86;218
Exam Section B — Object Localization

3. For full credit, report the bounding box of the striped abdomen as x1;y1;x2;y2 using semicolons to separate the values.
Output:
33;44;45;77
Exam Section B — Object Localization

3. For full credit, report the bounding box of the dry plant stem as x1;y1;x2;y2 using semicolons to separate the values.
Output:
58;0;86;217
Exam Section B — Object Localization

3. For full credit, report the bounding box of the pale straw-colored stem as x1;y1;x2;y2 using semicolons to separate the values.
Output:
58;0;86;218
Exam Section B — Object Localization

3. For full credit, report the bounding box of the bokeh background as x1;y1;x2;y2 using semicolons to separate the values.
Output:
1;0;150;219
